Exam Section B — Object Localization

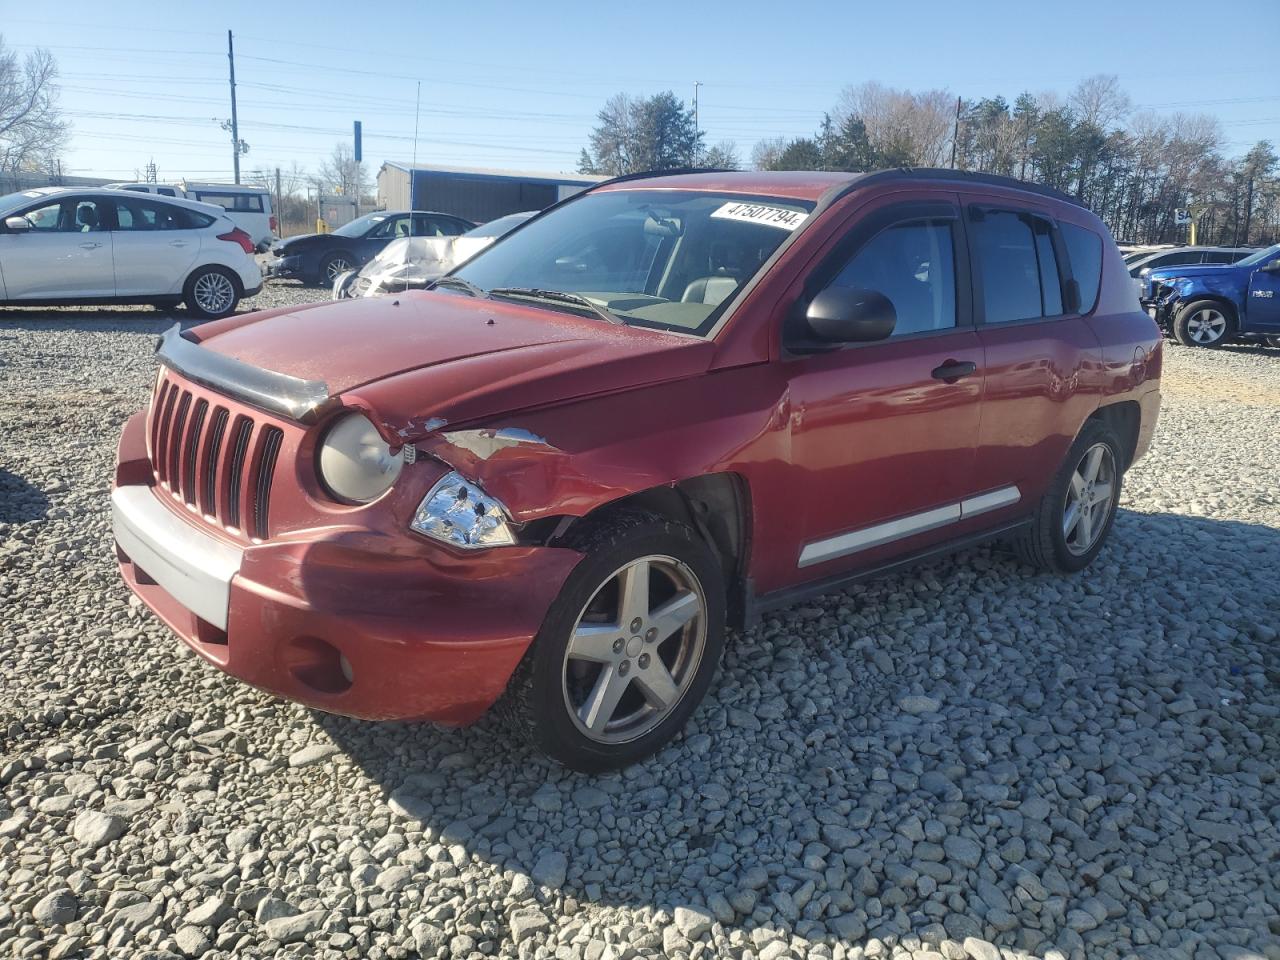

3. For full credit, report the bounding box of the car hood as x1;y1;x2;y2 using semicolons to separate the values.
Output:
272;233;332;254
190;291;715;440
1144;264;1237;282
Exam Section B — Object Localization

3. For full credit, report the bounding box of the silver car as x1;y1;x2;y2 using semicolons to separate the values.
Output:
333;211;535;300
0;187;262;318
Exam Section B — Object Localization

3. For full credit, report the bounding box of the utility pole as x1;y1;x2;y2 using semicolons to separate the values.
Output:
692;81;702;167
950;95;962;170
275;166;282;238
227;30;241;184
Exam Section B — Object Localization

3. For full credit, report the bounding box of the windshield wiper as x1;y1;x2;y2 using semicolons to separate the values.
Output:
487;287;622;324
429;276;486;298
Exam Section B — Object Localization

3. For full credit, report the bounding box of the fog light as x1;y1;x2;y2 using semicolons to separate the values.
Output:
339;653;354;684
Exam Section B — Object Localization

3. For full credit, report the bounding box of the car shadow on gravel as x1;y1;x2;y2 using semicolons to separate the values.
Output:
0;467;51;522
308;506;1279;956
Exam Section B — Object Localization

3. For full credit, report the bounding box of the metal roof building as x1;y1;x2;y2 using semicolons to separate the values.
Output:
376;162;604;223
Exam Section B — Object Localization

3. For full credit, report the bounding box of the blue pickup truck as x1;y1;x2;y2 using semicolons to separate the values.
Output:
1141;242;1280;348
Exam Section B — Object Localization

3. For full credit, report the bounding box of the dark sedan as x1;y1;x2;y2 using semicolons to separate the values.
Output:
266;210;474;286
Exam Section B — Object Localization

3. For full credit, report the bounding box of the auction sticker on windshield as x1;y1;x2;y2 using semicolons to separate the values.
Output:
711;202;808;231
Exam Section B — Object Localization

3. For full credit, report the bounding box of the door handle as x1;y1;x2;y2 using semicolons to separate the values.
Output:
931;360;978;382
169;240;189;247
79;241;102;250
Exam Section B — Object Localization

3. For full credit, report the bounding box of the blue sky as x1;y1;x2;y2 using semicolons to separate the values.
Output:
3;0;1279;184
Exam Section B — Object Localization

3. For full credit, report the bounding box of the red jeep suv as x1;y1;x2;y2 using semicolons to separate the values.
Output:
113;169;1161;770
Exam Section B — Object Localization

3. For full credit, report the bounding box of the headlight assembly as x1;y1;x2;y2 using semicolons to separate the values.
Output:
410;471;516;548
317;412;403;503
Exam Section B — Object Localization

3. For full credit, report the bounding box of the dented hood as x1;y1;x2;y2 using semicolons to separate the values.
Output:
192;291;715;439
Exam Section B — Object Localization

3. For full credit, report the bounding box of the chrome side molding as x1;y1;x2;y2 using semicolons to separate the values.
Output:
798;485;1021;568
155;324;331;424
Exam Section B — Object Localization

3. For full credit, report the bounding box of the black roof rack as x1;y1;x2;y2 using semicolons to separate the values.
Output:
854;167;1083;207
586;165;1083;209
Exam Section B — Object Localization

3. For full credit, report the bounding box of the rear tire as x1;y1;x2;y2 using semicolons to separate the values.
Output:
183;266;240;320
1172;299;1235;348
498;510;726;772
1015;420;1123;574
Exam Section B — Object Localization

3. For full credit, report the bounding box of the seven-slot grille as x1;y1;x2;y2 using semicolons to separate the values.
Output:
149;374;285;540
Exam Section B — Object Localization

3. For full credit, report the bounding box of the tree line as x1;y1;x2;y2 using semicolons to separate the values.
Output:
580;77;1279;247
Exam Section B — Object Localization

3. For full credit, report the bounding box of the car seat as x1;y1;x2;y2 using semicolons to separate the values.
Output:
76;205;99;232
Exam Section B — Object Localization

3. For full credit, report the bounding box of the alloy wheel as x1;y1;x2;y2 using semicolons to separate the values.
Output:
561;555;707;744
193;271;235;316
1185;308;1227;345
325;258;352;281
1063;442;1116;556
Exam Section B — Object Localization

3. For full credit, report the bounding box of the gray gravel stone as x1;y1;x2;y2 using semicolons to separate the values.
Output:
32;890;78;926
261;909;325;943
70;810;125;848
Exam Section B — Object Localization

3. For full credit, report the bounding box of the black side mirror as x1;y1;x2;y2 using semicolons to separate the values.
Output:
789;286;896;352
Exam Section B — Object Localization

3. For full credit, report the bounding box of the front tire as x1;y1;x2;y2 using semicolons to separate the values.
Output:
318;252;355;287
183;266;241;320
1173;299;1234;348
501;511;726;772
1015;420;1123;574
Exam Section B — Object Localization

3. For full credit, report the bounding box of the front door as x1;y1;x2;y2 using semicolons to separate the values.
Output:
786;196;985;577
1246;258;1280;331
108;195;201;296
0;196;114;298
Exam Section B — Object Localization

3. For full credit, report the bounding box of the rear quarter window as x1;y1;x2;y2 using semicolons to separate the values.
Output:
1061;223;1103;313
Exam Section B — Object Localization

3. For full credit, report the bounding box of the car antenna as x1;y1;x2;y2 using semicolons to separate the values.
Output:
410;81;421;237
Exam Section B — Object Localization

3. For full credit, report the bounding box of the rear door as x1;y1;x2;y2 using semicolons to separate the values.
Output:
108;196;202;296
785;194;987;576
964;199;1102;511
0;195;114;298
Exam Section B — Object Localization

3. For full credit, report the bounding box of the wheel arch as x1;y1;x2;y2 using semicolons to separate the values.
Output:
1175;293;1238;324
530;472;753;629
184;262;244;297
1089;400;1141;471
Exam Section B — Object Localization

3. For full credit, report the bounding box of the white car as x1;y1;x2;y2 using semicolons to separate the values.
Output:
0;187;262;319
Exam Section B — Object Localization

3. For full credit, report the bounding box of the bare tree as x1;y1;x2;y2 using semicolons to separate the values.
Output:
1069;74;1131;131
701;140;740;170
0;36;67;184
835;82;953;167
750;137;787;171
319;143;368;199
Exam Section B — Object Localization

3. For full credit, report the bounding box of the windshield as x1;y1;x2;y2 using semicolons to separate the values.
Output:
451;190;813;336
333;212;388;238
0;190;54;215
1236;243;1280;267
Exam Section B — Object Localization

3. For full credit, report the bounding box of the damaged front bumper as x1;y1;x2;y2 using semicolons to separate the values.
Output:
112;409;582;724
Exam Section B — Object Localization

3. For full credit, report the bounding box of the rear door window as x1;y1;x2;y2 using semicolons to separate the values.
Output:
113;197;197;231
195;191;264;212
970;209;1063;323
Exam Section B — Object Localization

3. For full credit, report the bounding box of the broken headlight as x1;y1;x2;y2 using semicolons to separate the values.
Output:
317;412;403;503
410;471;516;549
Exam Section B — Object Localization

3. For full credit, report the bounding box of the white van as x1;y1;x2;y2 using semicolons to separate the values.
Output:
105;182;186;199
104;181;276;251
180;182;276;251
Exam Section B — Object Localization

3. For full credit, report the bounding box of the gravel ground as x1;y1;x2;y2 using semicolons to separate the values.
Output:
1;287;1278;960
